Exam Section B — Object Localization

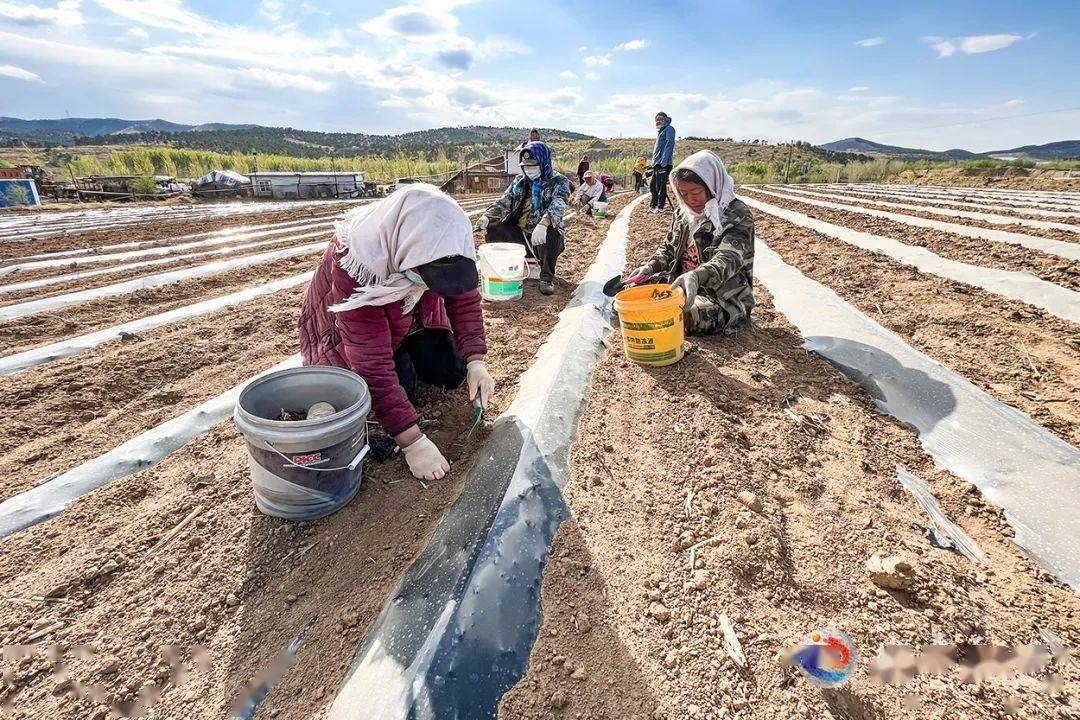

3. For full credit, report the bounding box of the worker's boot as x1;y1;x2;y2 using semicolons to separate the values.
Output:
539;281;555;295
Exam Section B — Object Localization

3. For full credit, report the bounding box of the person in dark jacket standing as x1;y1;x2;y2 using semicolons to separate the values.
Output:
475;142;570;296
298;184;495;482
630;150;754;334
576;154;590;184
649;112;676;214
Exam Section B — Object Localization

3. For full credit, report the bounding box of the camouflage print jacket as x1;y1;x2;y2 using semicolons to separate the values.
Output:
646;198;755;330
483;173;570;234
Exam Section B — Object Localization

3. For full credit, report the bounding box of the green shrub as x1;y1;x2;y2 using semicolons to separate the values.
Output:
132;176;159;195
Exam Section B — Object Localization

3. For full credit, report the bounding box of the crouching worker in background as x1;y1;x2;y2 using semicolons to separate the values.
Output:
573;170;604;212
299;184;495;482
630;150;755;334
474;141;570;296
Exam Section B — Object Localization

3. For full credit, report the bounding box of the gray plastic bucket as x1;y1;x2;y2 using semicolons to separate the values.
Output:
234;366;371;520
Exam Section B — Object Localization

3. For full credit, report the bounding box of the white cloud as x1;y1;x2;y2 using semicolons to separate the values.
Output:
361;4;458;37
127;26;148;38
260;0;284;22
1005;98;1024;106
848;86;869;92
244;67;330;92
924;37;956;57
584;53;611;66
614;38;647;52
960;33;1027;54
0;63;43;82
585;71;600;81
0;0;82;29
559;70;577;79
96;0;214;33
924;33;1030;58
577;45;587;52
855;37;885;47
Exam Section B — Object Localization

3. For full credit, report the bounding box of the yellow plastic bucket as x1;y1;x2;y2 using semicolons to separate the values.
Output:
613;283;686;367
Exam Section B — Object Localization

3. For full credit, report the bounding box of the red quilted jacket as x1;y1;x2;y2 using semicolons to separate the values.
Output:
299;242;487;437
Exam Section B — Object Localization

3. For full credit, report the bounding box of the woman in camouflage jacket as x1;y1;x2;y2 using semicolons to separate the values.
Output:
631;150;755;334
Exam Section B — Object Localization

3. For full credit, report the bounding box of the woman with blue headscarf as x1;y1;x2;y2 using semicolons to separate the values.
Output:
475;141;570;295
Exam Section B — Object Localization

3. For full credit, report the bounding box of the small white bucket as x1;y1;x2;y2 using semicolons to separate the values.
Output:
591;201;608;217
477;242;525;301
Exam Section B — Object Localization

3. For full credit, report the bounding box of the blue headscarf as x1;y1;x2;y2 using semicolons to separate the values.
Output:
521;141;553;212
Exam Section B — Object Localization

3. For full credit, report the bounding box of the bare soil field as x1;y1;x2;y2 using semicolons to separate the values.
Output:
888;167;1080;192
807;189;1080;225
752;210;1080;446
0;195;629;719
498;207;1080;720
0;205;349;260
0;187;1076;720
759;188;1080;245
739;189;1080;291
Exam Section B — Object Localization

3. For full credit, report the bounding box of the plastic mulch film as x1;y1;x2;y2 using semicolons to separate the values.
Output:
747;187;1080;261
741;195;1080;324
771;185;1080;234
755;240;1080;588
895;466;987;564
0;242;326;321
797;185;1080;219
326;194;650;720
0;273;313;375
1;229;327;294
0;355;302;539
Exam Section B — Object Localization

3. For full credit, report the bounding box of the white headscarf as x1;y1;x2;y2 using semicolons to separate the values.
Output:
328;183;475;313
670;150;737;232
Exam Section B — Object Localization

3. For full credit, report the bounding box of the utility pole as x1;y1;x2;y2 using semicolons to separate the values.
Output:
784;142;794;184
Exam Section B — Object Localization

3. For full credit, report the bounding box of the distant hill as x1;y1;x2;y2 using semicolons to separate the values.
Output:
818;136;1080;161
817;137;977;160
0;117;595;157
0;117;256;143
985;140;1080;161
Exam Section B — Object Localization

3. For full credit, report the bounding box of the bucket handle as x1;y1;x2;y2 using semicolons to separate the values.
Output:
263;440;370;473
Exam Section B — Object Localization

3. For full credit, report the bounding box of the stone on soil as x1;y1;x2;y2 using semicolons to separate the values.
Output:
866;553;916;590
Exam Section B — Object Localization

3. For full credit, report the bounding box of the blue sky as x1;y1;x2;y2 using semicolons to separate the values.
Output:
1;0;1077;151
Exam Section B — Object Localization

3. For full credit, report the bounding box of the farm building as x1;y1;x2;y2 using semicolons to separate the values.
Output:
441;154;516;194
248;171;365;200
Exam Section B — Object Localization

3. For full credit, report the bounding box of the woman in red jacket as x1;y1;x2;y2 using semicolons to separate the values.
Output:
299;184;494;481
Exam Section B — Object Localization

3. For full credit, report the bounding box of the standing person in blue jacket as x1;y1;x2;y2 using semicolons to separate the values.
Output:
649;111;676;214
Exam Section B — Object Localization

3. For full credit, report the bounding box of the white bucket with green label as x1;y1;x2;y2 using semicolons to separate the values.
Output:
477;242;525;301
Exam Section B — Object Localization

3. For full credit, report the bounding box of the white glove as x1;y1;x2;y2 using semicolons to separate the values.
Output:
630;263;654;280
475;215;489;232
671;271;699;309
530;222;548;248
402;434;450;481
466;360;495;409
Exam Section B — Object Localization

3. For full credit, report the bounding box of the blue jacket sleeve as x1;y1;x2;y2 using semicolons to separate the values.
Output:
659;126;675;166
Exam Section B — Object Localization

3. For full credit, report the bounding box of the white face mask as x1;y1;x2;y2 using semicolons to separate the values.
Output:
522;166;541;180
403;269;427;286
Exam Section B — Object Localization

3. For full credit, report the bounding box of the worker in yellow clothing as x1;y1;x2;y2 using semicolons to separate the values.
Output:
632;155;647;193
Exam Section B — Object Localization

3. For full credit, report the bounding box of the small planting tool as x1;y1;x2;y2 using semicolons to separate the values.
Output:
602;273;648;297
466;398;484;441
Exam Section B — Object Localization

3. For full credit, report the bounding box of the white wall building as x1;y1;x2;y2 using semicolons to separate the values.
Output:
249;171;365;200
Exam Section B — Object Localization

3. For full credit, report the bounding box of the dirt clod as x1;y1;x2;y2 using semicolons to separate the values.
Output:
866;553;916;590
647;602;671;623
735;490;763;513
